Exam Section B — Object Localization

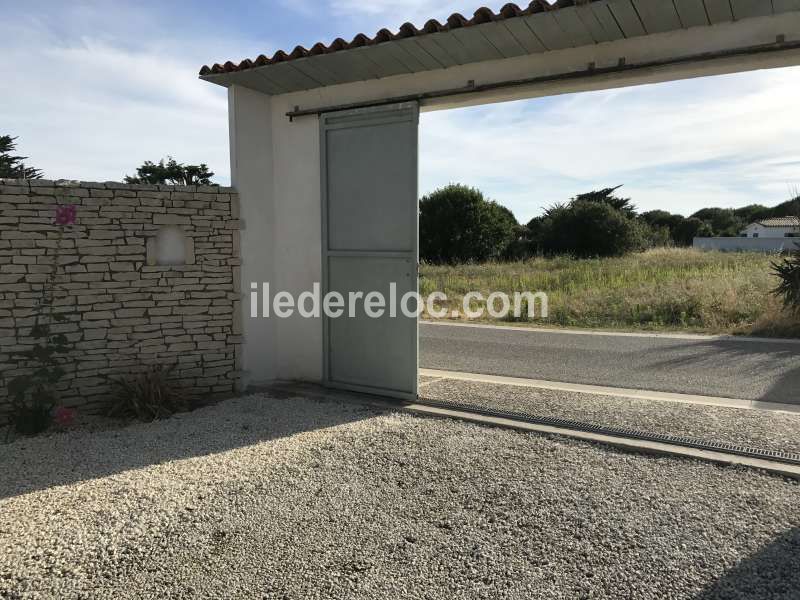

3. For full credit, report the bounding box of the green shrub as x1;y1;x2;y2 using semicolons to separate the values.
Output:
538;200;650;258
6;322;71;436
106;365;191;422
673;217;713;246
647;224;674;248
772;250;800;314
420;184;519;264
572;185;636;217
690;207;744;237
640;210;690;246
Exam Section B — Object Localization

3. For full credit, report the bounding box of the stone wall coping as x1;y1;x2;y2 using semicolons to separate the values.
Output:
0;178;236;194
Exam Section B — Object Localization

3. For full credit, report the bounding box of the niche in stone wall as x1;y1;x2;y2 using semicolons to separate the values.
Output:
146;227;195;266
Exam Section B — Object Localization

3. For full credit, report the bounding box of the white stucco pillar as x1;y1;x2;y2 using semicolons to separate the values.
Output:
229;85;276;388
228;85;324;389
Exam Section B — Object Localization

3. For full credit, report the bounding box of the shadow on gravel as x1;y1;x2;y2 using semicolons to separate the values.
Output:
0;392;379;501
642;339;800;405
695;527;800;600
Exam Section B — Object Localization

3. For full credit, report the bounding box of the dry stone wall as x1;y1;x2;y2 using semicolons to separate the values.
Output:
0;179;242;417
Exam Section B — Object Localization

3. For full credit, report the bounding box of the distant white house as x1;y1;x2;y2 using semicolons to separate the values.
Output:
694;216;799;252
740;217;800;239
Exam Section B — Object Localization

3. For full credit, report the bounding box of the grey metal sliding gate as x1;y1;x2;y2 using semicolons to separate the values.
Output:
320;102;419;400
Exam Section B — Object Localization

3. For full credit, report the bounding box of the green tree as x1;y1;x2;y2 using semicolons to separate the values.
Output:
640;210;683;231
690;207;744;236
503;222;535;260
647;224;674;248
515;215;548;257
733;204;771;224
125;156;215;186
538;199;650;258
673;217;713;246
639;210;686;246
766;195;800;219
419;184;519;264
573;185;637;217
0;135;43;179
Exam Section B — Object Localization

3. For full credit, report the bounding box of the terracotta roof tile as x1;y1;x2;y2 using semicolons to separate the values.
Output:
199;1;596;76
757;217;800;228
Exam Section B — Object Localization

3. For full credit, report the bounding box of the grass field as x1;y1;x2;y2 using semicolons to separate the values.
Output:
419;248;800;337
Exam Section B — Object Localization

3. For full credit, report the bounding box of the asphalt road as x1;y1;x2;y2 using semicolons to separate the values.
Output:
419;323;800;404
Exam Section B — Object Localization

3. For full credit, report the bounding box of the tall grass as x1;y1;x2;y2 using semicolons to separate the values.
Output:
420;248;799;336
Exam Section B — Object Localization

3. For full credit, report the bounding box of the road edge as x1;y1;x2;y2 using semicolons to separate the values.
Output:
421;319;800;345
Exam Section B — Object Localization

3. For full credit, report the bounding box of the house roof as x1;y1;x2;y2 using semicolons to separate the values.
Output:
755;217;800;228
199;2;586;76
199;1;793;95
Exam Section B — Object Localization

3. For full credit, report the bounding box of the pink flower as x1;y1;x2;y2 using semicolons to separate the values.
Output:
54;406;76;427
55;204;77;226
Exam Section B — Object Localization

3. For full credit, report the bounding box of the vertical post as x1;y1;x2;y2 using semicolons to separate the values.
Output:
228;85;276;388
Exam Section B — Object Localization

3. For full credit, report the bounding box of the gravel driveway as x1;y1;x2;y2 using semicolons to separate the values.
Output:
2;393;799;599
419;376;800;456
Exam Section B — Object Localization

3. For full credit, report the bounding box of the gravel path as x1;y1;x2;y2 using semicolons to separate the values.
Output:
2;393;799;599
420;376;800;456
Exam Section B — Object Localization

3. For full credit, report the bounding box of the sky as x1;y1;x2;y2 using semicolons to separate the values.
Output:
3;1;800;223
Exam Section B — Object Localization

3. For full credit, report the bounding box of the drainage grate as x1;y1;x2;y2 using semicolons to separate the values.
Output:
412;397;800;467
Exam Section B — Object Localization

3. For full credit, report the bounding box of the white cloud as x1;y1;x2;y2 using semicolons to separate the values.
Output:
6;0;799;221
420;66;800;221
0;7;240;184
